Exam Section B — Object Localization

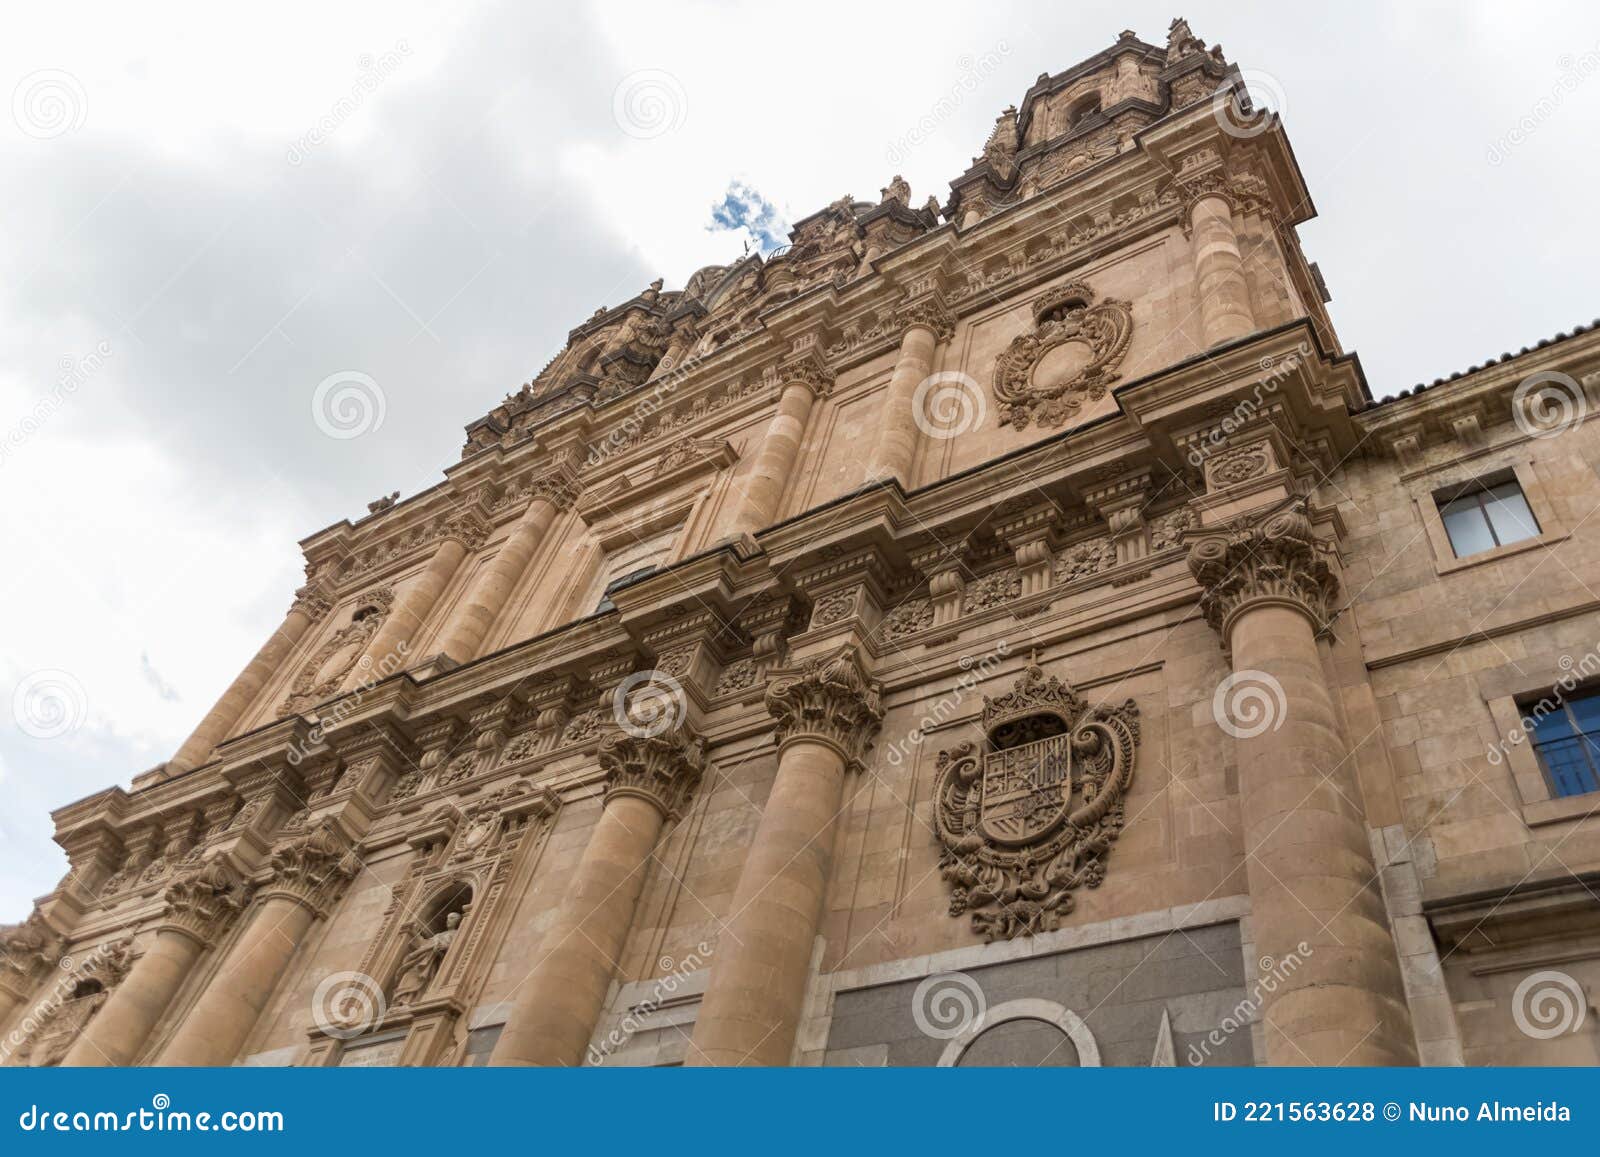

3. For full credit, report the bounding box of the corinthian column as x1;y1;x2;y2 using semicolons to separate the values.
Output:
62;862;246;1067
687;649;882;1066
868;303;952;487
156;822;356;1066
433;481;572;665
169;586;331;774
732;361;830;537
1187;501;1415;1065
1187;187;1256;347
344;516;487;691
491;728;704;1066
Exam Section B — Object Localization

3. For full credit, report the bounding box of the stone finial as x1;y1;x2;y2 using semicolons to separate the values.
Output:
764;648;885;772
1185;499;1339;644
598;727;706;820
160;859;248;947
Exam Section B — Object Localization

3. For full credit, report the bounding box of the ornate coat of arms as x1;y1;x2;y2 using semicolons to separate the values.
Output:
933;663;1139;941
992;281;1133;430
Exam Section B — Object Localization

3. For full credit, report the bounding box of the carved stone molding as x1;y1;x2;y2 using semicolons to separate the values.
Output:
993;282;1132;429
1185;499;1339;644
159;859;249;947
260;820;358;917
764;648;885;773
0;911;64;993
776;354;835;397
279;587;396;717
598;727;707;820
933;663;1140;941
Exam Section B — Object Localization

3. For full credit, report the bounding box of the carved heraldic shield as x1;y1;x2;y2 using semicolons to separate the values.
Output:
933;663;1139;941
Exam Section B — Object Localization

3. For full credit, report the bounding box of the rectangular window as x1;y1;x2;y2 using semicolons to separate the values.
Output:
1438;480;1539;557
1528;689;1600;798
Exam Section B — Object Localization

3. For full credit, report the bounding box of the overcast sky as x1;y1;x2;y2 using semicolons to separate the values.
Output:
4;0;1599;920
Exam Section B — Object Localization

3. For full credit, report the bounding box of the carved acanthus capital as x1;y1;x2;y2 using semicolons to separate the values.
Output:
160;859;249;947
777;354;834;398
528;465;583;511
764;648;885;773
437;510;491;551
598;727;707;820
261;819;358;917
895;299;955;344
1186;500;1339;644
289;581;335;623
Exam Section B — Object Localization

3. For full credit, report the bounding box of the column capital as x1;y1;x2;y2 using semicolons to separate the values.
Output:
435;510;492;551
764;647;885;772
775;353;834;398
1186;499;1339;645
599;726;707;820
894;297;954;344
259;819;359;917
159;860;249;947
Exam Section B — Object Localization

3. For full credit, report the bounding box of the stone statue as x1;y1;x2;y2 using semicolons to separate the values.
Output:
391;910;462;1006
880;174;911;206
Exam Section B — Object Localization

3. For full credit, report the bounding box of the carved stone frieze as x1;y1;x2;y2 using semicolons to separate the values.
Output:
962;568;1022;614
933;663;1140;941
993;281;1133;429
764;648;884;773
1185;499;1339;642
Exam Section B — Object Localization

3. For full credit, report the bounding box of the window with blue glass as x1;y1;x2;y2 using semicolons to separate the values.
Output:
1528;689;1600;797
1437;479;1539;557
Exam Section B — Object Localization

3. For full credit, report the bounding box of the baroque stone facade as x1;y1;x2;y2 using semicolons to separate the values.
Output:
7;20;1600;1069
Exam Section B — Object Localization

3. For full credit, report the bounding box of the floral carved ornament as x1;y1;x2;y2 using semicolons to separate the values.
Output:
993;282;1133;430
